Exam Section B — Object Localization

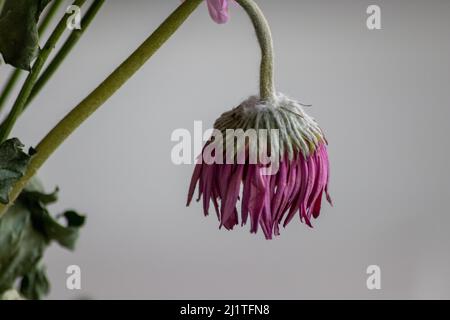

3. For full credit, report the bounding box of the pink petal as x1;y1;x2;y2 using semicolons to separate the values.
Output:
248;166;267;233
220;164;244;227
241;165;253;226
187;142;332;239
206;0;230;24
202;164;215;215
187;162;202;206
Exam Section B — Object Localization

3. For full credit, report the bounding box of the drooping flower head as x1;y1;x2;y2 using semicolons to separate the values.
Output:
187;94;332;239
186;0;332;239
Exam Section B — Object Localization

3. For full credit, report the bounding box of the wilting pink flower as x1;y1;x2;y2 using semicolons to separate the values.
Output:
182;0;230;24
187;95;332;239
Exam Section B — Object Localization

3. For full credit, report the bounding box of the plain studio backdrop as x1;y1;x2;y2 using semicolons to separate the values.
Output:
1;0;449;299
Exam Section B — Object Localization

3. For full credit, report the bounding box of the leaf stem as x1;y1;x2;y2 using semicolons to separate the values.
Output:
0;0;65;114
0;0;87;142
26;0;106;108
235;0;275;101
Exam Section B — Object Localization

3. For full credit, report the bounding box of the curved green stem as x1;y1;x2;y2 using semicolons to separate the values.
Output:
0;0;64;114
236;0;275;101
26;0;106;108
0;0;87;142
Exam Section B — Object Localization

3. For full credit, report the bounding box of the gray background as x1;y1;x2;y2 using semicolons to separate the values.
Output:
1;0;450;299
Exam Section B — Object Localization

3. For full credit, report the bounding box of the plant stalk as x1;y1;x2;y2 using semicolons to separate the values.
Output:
236;0;275;101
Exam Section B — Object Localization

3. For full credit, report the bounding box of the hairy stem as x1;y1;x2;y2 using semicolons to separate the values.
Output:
26;0;106;108
0;0;87;142
0;0;64;114
235;0;275;101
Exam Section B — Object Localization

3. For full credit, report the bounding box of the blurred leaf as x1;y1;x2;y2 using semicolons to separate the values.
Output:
0;138;34;204
0;179;85;299
22;187;86;250
1;289;25;300
63;210;86;228
0;198;48;297
19;265;49;300
0;0;53;70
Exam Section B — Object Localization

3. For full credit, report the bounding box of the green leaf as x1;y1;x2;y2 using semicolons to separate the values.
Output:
0;178;86;299
0;138;34;204
63;210;86;228
0;198;48;297
0;0;53;70
21;186;59;205
21;187;86;250
19;264;49;300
